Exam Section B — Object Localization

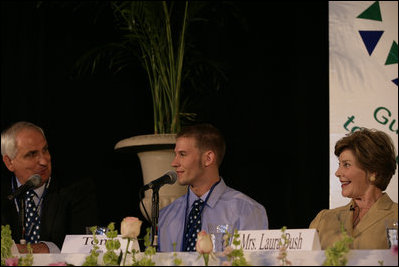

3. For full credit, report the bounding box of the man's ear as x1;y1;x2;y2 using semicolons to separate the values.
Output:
203;150;216;167
2;155;15;172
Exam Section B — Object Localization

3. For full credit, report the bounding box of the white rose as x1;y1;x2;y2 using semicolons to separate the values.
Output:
196;230;213;254
120;217;142;239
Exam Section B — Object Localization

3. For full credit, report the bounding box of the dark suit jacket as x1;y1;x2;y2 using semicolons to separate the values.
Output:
1;174;99;249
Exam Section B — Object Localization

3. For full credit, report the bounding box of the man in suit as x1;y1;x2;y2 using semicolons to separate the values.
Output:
1;121;99;253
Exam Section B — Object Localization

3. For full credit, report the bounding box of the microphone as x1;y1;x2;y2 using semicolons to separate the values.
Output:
142;170;177;191
8;174;42;200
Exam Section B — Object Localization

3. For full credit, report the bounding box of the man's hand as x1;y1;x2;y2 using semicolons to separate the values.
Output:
16;242;50;253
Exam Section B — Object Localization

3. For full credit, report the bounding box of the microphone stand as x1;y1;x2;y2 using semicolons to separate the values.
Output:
150;186;160;250
18;196;26;244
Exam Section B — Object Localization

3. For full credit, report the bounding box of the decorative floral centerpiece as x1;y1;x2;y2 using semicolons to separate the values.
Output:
1;225;14;265
391;244;398;255
82;225;100;266
195;231;214;266
101;222;121;265
277;226;292;266
120;217;142;266
172;242;183;266
83;217;155;266
1;225;34;266
221;229;251;266
323;224;353;266
129;228;156;266
81;222;122;266
2;221;254;266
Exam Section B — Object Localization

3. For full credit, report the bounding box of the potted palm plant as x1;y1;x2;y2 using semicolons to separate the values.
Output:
113;1;189;221
75;1;226;220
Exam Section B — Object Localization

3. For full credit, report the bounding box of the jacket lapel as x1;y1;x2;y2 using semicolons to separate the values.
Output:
39;180;60;240
352;194;394;237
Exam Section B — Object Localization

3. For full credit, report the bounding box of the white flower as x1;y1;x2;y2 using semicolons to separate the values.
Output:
195;230;213;254
120;217;142;239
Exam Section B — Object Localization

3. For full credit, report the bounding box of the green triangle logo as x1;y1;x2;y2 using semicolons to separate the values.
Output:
385;41;398;65
357;1;382;21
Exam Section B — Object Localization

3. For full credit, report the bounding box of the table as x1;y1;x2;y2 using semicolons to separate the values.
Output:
27;249;397;266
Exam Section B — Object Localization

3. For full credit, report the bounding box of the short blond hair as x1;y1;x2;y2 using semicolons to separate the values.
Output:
177;123;226;167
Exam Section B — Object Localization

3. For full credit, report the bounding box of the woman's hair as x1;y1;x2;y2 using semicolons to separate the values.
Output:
1;121;46;159
176;123;226;167
334;128;397;190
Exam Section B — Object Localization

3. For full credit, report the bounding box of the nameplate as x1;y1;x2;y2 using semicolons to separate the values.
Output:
61;235;140;254
238;229;321;251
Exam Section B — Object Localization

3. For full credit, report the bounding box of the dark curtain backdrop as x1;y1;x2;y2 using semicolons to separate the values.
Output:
1;1;329;234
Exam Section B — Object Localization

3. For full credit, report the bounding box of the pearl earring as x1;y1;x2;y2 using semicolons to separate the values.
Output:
369;176;376;182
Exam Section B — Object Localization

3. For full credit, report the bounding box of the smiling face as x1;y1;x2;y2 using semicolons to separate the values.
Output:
171;136;207;187
3;128;51;185
335;149;372;199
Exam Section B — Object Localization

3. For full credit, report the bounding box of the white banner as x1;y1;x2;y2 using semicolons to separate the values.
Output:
329;1;398;208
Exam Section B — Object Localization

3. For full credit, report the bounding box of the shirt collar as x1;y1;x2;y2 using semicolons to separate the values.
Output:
206;177;226;208
188;187;209;206
16;177;47;198
188;177;226;208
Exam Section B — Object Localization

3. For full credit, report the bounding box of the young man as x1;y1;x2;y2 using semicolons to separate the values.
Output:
158;123;268;252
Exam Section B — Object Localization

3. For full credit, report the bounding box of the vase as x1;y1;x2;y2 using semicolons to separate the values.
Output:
114;134;186;221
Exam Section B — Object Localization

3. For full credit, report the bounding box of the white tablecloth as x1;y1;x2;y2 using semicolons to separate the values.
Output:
28;249;398;266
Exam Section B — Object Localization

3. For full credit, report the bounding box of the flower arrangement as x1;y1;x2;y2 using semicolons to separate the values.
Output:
120;217;142;266
102;222;121;266
323;223;353;266
391;244;398;255
277;226;292;266
221;229;251;266
129;228;156;266
83;217;155;266
172;243;183;266
82;226;100;266
1;225;34;266
82;222;122;266
378;241;398;265
1;225;14;265
195;230;214;266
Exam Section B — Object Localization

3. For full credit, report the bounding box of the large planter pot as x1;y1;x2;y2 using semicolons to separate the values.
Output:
114;134;186;221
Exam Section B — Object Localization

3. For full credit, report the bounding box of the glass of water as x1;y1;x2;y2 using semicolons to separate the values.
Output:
385;219;398;248
207;223;232;252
